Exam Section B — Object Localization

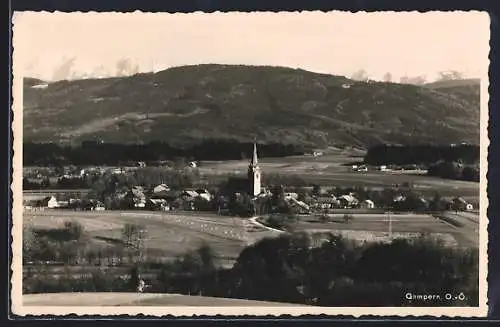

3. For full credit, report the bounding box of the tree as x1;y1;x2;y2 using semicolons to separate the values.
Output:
343;213;354;223
351;69;369;81
128;264;141;291
63;221;84;240
383;72;392;82
122;223;144;262
312;185;321;197
196;243;217;273
437;70;464;81
429;192;445;212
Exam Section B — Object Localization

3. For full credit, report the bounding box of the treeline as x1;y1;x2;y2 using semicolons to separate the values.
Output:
364;144;479;166
23;140;307;166
23;223;478;307
427;161;480;182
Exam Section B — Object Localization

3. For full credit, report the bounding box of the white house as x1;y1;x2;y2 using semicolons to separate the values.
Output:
196;189;212;202
153;184;170;194
284;192;299;200
360;199;375;209
41;196;58;208
338;194;359;208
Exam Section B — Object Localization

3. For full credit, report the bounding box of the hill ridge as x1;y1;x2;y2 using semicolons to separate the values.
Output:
23;64;480;148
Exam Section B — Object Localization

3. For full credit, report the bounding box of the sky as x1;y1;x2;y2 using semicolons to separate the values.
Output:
13;11;490;82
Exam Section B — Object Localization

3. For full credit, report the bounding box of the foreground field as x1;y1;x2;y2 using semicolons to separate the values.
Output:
23;292;305;307
24;207;479;270
24;210;278;265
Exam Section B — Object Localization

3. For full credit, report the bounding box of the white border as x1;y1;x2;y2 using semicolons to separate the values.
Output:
10;10;490;317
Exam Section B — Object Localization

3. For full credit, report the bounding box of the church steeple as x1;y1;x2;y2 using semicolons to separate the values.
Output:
251;142;258;166
248;140;261;197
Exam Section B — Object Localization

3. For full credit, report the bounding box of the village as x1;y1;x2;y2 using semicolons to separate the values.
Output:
23;143;476;217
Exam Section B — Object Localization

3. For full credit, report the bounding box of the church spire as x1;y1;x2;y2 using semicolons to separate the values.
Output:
251;141;258;166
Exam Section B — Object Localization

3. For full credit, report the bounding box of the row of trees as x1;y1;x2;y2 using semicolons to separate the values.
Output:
427;161;480;182
24;230;479;307
364;144;479;166
23;141;306;166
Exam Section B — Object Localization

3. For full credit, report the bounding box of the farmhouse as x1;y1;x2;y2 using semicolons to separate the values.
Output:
313;196;339;210
152;184;170;194
360;199;375;209
338;194;359;208
40;196;59;208
284;197;310;214
449;197;474;211
125;186;146;208
283;192;299;200
146;198;170;211
196;189;212;202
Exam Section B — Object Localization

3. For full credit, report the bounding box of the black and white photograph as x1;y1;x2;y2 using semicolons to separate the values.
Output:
11;11;489;316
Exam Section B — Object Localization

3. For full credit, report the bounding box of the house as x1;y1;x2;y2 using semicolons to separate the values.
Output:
357;165;368;172
94;201;106;211
125;186;146;208
173;197;195;211
379;165;388;172
284;192;299;200
314;196;339;210
285;197;310;214
393;195;406;203
56;200;70;208
338;194;359;208
153;184;170;194
360;199;375;209
146;198;170;211
111;168;125;175
39;196;58;208
196;189;212;202
449;197;474;211
182;190;200;199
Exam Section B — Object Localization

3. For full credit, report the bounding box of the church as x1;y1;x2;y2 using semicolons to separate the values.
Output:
222;142;265;197
247;142;262;197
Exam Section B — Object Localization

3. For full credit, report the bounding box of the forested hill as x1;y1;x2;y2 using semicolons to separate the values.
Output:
23;64;480;149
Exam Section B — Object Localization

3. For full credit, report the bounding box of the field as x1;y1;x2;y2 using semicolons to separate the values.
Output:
24;209;279;266
23;292;306;306
292;212;479;248
199;148;479;200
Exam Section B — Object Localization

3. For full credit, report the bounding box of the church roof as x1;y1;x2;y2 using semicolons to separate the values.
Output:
250;142;258;166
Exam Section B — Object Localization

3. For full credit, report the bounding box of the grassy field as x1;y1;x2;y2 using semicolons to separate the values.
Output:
24;210;278;265
291;212;479;248
23;292;305;307
199;150;480;199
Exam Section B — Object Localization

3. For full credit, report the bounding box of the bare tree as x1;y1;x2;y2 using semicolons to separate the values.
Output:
437;70;464;81
383;72;392;82
351;69;369;82
52;56;76;81
400;75;427;85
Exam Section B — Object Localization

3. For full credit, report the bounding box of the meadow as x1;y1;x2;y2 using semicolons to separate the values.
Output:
199;148;479;200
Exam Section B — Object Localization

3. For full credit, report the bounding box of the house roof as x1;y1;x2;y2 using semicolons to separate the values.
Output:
339;195;358;203
315;197;338;204
183;190;200;198
153;184;169;192
393;195;406;202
